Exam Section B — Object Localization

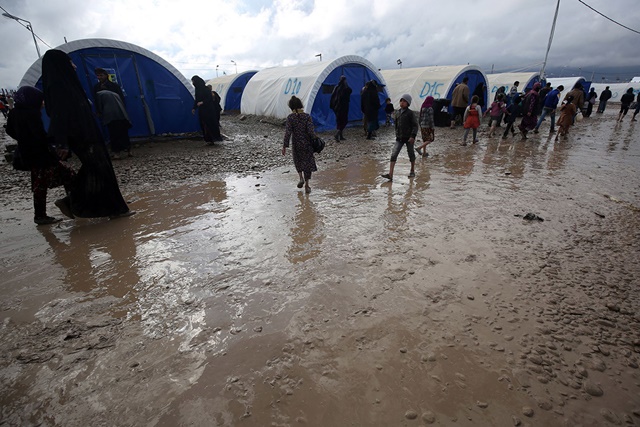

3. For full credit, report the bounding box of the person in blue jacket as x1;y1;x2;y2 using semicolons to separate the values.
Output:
533;85;564;134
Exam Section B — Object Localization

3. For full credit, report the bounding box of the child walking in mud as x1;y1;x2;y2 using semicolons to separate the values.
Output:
555;95;576;141
415;96;435;157
501;95;521;139
461;95;482;146
486;93;507;138
384;98;395;126
381;94;418;181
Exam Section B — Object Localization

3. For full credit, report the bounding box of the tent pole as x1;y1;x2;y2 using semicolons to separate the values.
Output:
540;0;561;79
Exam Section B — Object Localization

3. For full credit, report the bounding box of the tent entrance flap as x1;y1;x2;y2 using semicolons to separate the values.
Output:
311;64;387;132
79;53;154;137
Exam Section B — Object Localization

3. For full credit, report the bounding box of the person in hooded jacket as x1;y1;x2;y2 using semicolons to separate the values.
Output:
5;86;76;225
41;49;133;219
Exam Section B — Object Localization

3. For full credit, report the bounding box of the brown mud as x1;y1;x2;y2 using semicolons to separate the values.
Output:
1;111;639;426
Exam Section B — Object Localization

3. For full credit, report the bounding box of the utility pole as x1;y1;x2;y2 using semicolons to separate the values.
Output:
2;12;41;58
539;0;561;80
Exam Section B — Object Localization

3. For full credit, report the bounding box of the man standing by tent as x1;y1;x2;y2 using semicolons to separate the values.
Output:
597;86;612;114
330;76;352;142
93;68;125;116
450;77;469;128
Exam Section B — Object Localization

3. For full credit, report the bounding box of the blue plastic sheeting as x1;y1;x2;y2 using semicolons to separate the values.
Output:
225;72;257;111
311;64;388;132
34;47;199;137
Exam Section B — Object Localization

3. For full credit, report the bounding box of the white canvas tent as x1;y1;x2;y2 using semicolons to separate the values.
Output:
546;77;589;92
206;71;257;112
588;83;640;103
380;65;489;112
240;55;387;131
486;72;542;101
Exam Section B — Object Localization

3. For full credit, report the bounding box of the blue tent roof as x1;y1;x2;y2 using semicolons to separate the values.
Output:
19;38;199;138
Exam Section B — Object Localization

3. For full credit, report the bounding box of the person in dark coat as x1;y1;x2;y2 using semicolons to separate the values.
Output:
191;76;222;144
95;90;132;159
5;86;76;225
330;75;352;142
518;82;541;139
617;88;635;122
597;86;612;113
42;49;133;219
584;88;597;117
537;82;552;115
360;80;381;140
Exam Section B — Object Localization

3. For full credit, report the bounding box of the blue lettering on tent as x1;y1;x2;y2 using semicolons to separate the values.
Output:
284;78;301;95
420;81;443;99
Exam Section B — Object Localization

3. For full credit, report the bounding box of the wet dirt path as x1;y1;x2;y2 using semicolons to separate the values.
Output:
1;113;639;426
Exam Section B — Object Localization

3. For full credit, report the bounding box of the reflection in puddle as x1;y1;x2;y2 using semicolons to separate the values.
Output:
287;192;324;263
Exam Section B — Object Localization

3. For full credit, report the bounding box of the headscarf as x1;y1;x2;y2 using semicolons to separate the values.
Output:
191;75;212;104
42;49;103;147
421;96;435;110
191;75;206;89
14;86;44;109
532;82;542;92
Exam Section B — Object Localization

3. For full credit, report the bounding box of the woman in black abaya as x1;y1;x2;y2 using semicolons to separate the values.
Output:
191;76;222;144
41;49;132;219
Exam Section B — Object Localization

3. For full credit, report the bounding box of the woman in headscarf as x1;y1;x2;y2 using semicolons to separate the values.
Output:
5;86;76;224
518;82;542;139
41;49;132;219
282;96;317;194
191;76;222;144
330;75;352;142
415;96;435;157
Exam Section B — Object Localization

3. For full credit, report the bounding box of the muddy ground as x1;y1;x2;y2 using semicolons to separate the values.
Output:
0;110;639;426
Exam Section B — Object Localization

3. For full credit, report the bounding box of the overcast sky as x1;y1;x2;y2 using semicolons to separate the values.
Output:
1;0;639;89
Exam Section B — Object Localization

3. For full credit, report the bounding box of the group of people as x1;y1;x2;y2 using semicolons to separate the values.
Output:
6;60;638;220
282;74;640;190
5;50;134;225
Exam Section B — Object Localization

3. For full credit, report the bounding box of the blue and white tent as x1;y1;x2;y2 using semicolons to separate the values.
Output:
19;38;199;137
486;72;543;100
381;65;489;112
240;55;388;131
206;71;258;112
546;77;591;94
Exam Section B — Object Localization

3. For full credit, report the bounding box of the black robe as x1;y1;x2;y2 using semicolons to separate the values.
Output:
42;49;130;218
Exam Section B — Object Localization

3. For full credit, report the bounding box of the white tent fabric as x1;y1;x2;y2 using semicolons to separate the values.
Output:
380;65;488;109
546;77;587;93
588;83;640;103
486;72;542;100
206;71;257;111
240;55;385;119
19;38;194;96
